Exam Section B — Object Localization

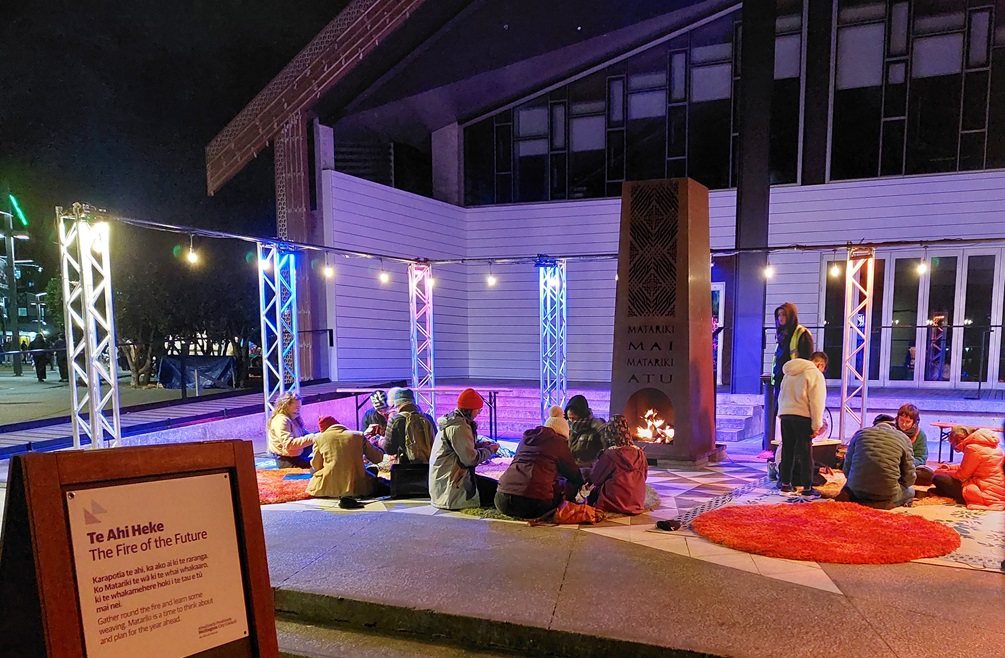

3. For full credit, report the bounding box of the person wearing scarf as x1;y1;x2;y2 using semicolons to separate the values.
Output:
564;394;607;466
897;403;932;486
587;415;648;515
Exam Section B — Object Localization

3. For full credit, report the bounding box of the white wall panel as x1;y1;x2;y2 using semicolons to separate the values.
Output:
323;169;1005;385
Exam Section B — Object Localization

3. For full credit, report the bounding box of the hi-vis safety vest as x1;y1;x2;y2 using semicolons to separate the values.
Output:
772;325;808;386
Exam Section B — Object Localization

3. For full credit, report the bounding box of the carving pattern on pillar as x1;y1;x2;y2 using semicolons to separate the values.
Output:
628;185;679;318
274;113;315;378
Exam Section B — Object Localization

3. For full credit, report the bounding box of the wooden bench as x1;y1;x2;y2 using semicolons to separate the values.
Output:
931;422;1004;463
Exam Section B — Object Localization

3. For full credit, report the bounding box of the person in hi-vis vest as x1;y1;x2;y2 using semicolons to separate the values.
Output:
765;302;814;472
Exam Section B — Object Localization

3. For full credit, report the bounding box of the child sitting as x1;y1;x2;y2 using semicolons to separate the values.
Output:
587;416;648;515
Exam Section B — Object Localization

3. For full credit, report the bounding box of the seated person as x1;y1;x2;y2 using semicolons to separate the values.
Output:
931;426;1005;510
362;390;391;436
429;389;500;510
587;415;648;515
267;392;318;469
896;403;933;486
495;406;584;519
564;394;607;466
307;416;390;498
835;414;916;510
380;388;436;464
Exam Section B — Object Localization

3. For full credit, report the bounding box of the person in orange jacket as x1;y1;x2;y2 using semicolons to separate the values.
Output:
931;426;1005;511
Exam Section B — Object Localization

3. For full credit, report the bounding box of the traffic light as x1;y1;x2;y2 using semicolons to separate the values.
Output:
9;194;28;226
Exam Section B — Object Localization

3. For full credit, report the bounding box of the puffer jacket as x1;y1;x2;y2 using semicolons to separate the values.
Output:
497;426;583;501
428;411;494;510
842;423;916;503
590;445;648;515
777;358;827;431
569;416;607;465
945;429;1005;511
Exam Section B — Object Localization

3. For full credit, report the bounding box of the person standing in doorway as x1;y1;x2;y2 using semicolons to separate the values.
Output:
766;302;814;480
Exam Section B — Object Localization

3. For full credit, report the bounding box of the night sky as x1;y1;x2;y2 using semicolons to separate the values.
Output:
0;1;344;278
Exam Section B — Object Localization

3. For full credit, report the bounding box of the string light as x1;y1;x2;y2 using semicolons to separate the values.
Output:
378;260;389;284
829;250;840;278
323;252;334;279
186;235;198;264
259;257;271;272
917;248;928;275
487;264;497;287
764;263;775;279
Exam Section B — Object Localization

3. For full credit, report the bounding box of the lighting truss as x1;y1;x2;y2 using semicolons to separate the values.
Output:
258;243;300;418
57;203;122;449
839;246;875;442
408;262;436;416
537;257;568;423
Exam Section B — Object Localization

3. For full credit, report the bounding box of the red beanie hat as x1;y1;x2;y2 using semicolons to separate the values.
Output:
457;388;484;411
318;416;337;432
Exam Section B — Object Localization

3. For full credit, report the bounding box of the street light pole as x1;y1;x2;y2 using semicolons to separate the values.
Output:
2;200;22;376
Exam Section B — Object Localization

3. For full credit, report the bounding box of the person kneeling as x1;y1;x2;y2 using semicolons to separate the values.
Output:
587;416;648;515
307;416;390;499
495;406;584;519
836;414;916;510
930;426;1005;511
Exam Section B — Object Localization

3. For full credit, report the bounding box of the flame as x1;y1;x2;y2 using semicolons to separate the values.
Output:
636;409;675;443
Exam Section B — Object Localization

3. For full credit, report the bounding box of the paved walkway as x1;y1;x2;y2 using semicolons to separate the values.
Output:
262;493;1005;658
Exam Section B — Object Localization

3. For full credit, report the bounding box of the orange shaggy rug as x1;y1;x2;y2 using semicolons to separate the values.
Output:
256;469;313;505
692;502;961;564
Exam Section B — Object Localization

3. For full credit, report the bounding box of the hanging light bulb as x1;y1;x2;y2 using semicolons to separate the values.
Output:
259;257;271;272
323;252;334;279
917;248;928;275
764;263;775;279
378;259;389;284
186;235;198;264
428;276;436;288
486;264;497;287
830;262;841;277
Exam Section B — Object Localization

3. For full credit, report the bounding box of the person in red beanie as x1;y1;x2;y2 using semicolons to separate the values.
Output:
428;388;500;509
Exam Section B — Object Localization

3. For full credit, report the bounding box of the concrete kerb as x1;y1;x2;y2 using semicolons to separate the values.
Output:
273;588;718;658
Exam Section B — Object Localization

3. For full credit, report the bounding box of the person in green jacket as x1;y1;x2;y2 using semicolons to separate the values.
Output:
896;403;932;485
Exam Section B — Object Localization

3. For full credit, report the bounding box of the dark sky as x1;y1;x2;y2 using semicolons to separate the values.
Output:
0;1;344;277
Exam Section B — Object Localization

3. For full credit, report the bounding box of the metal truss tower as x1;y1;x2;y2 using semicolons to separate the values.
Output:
538;257;568;423
839;246;875;442
258;243;301;418
408;261;436;416
57;204;122;448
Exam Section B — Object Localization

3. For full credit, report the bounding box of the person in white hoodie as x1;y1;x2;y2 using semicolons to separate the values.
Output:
777;351;829;497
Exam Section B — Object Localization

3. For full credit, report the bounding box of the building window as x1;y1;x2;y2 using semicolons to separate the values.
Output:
832;17;885;180
822;258;885;381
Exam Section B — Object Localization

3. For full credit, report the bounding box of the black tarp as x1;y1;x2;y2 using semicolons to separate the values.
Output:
157;355;235;390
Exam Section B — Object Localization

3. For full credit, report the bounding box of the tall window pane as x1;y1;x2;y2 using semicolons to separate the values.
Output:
670;52;687;102
832;23;885;179
960;255;996;382
569;116;605;198
823;259;885;380
890;258;921;381
908;34;964;173
924;256;958;382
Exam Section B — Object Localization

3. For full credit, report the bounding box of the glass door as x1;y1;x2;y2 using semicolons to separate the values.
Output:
919;252;961;387
711;282;725;385
956;252;999;387
884;254;925;385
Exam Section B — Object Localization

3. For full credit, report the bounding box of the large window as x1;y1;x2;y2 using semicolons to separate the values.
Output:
463;3;804;204
832;0;1000;180
822;258;886;380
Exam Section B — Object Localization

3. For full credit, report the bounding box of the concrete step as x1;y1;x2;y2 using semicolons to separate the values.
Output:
275;588;705;658
715;427;747;443
277;619;520;658
716;415;753;431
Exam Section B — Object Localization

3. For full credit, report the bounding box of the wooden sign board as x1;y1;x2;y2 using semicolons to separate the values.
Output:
0;440;278;658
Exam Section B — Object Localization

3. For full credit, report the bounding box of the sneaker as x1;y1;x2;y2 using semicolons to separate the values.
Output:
800;489;821;499
767;462;778;481
779;483;794;493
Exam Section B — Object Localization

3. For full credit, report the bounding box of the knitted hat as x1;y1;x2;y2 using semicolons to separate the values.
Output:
544;405;570;439
370;390;389;411
457;388;484;411
318;416;337;432
873;414;896;426
394;388;416;406
564;394;591;420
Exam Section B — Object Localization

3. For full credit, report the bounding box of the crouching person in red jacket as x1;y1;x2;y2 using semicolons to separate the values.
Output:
932;426;1005;511
587;415;649;515
495;406;584;519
